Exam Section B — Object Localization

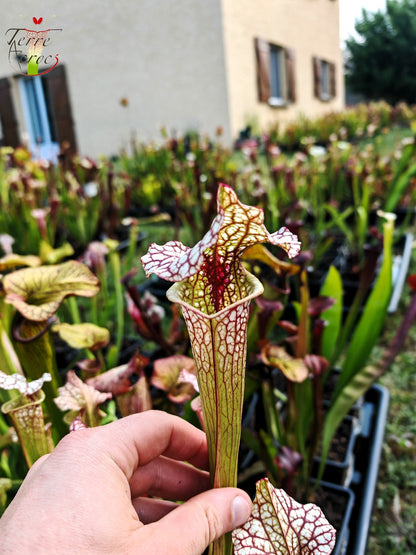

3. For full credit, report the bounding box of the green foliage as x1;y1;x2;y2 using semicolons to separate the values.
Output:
268;101;414;149
0;111;415;551
320;266;343;362
346;1;416;104
318;217;394;480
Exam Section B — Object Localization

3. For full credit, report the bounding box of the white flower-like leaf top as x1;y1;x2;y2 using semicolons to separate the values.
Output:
0;371;51;395
142;184;301;315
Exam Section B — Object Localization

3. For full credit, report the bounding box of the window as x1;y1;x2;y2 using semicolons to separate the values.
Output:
0;66;76;155
313;57;336;101
255;38;296;107
320;60;330;99
18;75;59;161
269;45;286;103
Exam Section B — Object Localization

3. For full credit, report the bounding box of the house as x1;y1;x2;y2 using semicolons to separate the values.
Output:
0;0;344;158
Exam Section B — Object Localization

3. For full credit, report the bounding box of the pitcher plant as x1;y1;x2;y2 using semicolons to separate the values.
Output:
142;183;302;553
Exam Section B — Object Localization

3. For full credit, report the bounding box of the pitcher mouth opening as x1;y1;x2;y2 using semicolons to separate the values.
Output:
166;270;264;320
2;388;45;415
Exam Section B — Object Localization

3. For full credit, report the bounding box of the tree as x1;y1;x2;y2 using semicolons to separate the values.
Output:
345;0;416;104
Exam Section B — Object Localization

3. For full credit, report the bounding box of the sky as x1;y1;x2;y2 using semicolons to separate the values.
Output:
339;0;387;43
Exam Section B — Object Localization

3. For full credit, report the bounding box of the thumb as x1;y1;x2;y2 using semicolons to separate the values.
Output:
139;487;252;555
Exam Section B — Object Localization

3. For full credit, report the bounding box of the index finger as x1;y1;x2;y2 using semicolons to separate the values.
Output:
84;410;209;479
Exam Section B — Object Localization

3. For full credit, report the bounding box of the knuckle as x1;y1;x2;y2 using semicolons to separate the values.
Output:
202;503;223;544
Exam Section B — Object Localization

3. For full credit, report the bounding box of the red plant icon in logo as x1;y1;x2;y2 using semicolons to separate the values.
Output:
6;17;61;77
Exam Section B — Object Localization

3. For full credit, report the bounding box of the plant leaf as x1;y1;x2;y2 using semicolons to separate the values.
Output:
319;266;343;362
39;240;74;264
318;215;394;480
151;355;197;403
87;353;149;396
261;344;309;383
385;140;416;212
116;376;152;417
232;478;336;554
3;261;100;321
333;215;393;398
54;370;111;427
52;323;110;351
242;243;300;277
0;253;41;271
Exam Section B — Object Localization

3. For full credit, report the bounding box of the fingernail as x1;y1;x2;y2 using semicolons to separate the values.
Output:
232;495;251;527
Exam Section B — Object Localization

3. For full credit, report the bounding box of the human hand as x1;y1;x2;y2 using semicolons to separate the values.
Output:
0;410;252;554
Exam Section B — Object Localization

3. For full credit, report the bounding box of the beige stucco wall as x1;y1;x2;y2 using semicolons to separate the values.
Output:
221;0;344;137
1;1;344;156
1;0;230;157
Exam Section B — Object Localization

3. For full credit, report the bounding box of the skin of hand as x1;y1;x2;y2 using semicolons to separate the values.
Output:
0;410;252;555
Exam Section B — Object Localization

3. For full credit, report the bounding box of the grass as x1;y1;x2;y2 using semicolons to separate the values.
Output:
368;244;416;553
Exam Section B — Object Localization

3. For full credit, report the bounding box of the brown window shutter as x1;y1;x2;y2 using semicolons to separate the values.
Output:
0;77;19;147
45;64;77;152
329;62;336;98
313;56;321;99
255;38;271;102
285;48;296;103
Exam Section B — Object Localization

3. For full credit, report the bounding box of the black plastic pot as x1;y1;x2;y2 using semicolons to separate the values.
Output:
318;384;389;555
346;384;390;555
313;414;361;488
311;384;389;555
317;481;355;555
239;382;389;555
